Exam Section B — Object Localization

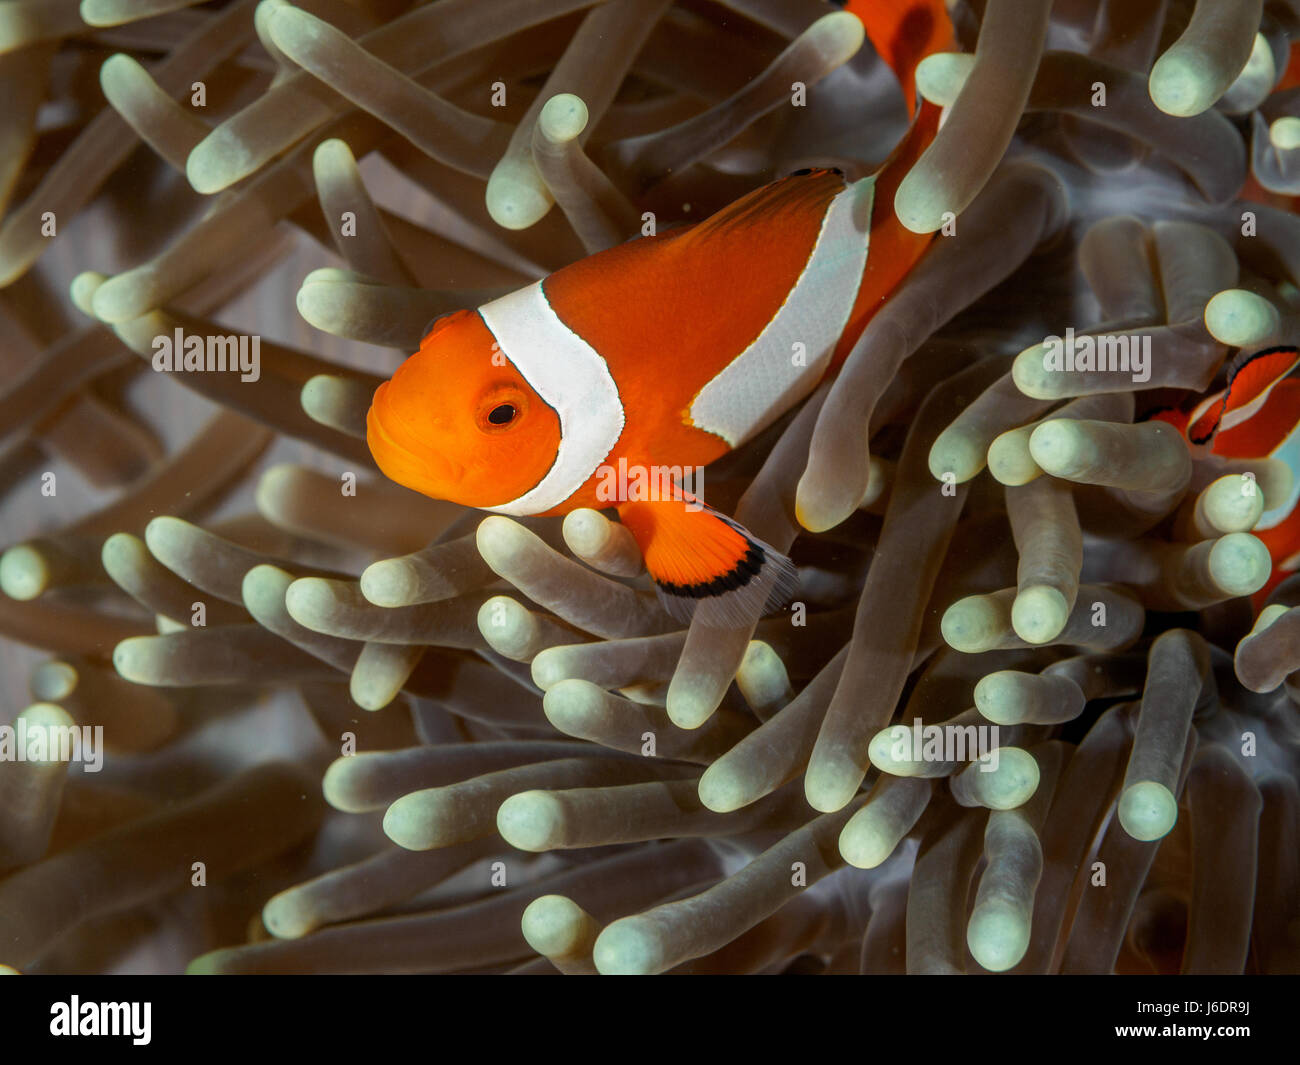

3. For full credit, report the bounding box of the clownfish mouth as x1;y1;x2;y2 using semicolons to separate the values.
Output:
366;384;464;498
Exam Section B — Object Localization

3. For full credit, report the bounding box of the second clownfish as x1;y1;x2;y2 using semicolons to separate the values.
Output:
1153;344;1300;604
367;0;951;625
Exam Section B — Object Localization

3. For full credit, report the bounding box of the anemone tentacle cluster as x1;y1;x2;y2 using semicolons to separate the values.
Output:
0;0;1297;975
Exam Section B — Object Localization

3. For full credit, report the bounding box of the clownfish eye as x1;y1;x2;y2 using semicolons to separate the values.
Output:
477;387;527;432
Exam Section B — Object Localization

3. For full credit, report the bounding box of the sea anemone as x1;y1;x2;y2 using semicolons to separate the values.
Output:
0;0;1297;976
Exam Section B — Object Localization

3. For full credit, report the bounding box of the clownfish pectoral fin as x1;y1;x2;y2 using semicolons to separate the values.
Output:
617;498;799;629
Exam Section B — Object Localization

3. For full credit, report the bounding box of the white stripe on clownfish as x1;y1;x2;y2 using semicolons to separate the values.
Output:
1185;346;1300;445
1188;372;1289;442
688;176;874;448
477;280;625;516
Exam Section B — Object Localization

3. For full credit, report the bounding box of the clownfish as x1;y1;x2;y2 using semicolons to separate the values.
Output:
367;0;952;625
1153;344;1300;603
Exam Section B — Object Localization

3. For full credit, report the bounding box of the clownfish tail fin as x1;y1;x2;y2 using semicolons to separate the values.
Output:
617;497;799;629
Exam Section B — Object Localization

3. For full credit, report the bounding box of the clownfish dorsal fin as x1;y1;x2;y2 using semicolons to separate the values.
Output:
1186;345;1300;446
617;493;799;629
669;167;863;253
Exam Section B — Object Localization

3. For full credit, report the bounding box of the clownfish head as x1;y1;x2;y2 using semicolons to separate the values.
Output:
366;309;561;509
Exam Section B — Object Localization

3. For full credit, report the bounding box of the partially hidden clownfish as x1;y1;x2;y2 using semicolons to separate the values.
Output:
1152;344;1300;605
367;0;952;625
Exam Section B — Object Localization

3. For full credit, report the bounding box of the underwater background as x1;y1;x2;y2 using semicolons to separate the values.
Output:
0;0;1297;975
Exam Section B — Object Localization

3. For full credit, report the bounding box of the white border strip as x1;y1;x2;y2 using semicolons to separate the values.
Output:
478;281;625;515
689;178;873;447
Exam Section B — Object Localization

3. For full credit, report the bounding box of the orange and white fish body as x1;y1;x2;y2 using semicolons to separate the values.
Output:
367;0;950;624
1157;344;1300;603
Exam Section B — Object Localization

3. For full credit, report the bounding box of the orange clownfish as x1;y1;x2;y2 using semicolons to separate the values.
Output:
367;0;952;625
1154;344;1300;603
